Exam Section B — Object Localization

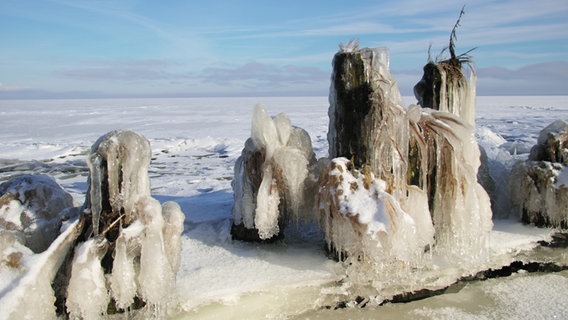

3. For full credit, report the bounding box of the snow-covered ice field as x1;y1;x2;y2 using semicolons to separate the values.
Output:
0;96;567;319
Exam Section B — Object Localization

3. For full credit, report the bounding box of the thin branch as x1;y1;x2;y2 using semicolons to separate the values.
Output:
449;5;466;61
98;213;125;238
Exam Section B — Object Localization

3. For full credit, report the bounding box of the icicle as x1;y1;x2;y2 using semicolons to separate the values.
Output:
110;234;137;311
87;154;102;236
137;196;174;308
254;165;281;240
162;201;185;274
66;238;110;320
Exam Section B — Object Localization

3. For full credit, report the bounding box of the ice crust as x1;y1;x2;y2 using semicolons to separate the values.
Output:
0;219;81;320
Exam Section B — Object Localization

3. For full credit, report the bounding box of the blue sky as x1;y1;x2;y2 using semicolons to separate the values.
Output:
1;0;567;98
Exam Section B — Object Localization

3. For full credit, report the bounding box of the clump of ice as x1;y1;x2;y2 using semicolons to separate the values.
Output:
67;238;110;320
510;160;568;227
416;110;493;267
232;104;315;240
86;130;152;234
318;158;433;264
66;130;185;316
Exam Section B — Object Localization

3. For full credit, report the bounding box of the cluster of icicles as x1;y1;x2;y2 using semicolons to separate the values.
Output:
231;47;493;291
67;131;185;319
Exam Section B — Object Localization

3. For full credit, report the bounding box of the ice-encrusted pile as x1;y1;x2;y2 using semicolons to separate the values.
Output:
0;130;185;320
67;130;185;319
322;47;492;274
232;104;317;240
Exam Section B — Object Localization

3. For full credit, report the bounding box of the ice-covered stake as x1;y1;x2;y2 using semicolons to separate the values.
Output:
67;130;185;316
232;105;317;241
326;46;492;271
86;130;152;235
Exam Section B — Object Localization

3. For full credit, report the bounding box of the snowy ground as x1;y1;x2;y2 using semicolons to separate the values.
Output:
0;96;567;319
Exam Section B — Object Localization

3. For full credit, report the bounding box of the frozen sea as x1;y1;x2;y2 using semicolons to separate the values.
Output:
0;96;567;319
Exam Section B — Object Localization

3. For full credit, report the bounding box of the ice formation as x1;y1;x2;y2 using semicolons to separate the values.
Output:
0;218;81;320
67;238;110;320
510;120;568;228
65;130;185;316
414;61;477;126
231;104;317;241
317;158;433;264
86;130;152;235
0;174;74;253
325;46;492;272
410;108;493;264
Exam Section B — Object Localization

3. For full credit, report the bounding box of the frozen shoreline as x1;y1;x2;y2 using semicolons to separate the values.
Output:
1;96;567;318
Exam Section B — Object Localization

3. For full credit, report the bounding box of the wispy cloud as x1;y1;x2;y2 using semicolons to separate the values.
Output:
54;59;185;81
200;62;329;88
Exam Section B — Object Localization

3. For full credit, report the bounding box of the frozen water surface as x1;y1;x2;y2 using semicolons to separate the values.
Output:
0;96;567;319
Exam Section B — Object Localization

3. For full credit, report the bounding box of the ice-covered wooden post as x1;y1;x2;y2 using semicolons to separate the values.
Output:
413;60;476;126
84;130;152;238
413;7;477;126
231;105;317;241
323;45;492;267
324;46;433;264
66;130;184;318
328;46;409;198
